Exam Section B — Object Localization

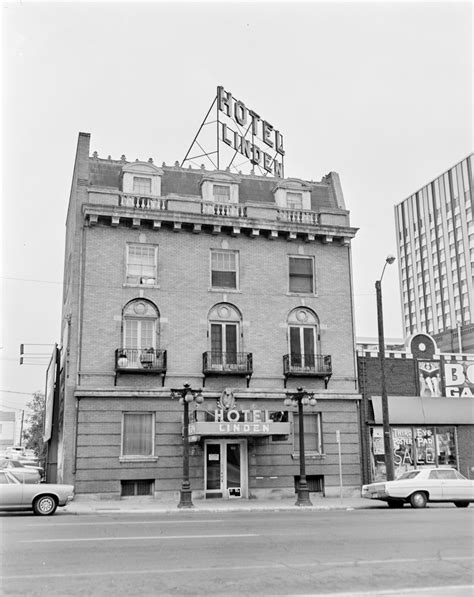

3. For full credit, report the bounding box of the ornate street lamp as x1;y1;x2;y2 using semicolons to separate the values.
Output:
375;255;396;481
170;383;204;508
284;386;317;506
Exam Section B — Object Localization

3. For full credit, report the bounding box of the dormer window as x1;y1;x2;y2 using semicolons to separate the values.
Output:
273;179;312;211
287;192;303;210
201;172;240;204
133;177;152;195
122;162;164;196
213;184;231;203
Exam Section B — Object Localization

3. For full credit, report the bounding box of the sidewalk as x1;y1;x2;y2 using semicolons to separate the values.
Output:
64;495;382;515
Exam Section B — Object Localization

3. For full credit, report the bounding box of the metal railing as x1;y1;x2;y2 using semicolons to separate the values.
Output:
202;351;253;374
283;353;332;376
115;348;167;372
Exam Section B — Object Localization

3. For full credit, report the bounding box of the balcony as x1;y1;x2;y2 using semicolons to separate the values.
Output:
202;351;253;387
114;348;167;385
85;189;356;245
283;354;332;388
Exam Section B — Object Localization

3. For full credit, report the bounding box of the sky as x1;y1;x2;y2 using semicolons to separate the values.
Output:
1;0;472;417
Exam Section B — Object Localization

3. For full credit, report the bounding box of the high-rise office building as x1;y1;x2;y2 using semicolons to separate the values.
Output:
395;154;473;353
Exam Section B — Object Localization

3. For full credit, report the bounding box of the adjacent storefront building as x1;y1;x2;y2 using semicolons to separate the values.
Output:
358;333;474;483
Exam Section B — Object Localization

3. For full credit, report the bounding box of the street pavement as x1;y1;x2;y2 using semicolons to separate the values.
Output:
2;507;472;596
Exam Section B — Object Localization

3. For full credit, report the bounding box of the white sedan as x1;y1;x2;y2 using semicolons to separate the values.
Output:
0;470;74;515
362;467;474;508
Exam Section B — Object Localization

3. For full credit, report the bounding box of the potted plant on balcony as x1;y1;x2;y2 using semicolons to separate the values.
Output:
140;348;155;368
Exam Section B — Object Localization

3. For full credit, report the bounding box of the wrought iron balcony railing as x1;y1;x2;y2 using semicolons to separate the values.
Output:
283;353;332;385
202;351;253;386
115;348;167;372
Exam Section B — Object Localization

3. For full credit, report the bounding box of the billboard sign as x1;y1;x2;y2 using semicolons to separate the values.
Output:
443;360;474;397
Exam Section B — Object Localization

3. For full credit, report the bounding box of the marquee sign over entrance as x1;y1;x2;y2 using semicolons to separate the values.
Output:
189;408;291;437
181;86;285;177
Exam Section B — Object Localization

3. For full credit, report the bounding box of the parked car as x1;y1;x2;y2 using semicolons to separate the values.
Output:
0;469;74;515
0;459;42;484
362;467;474;508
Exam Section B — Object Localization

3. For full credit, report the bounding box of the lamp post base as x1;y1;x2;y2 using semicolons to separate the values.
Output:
295;484;313;507
178;486;194;508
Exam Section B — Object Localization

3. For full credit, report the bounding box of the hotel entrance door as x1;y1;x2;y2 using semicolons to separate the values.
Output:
204;439;248;499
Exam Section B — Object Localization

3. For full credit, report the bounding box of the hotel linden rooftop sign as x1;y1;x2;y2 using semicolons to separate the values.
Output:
182;86;285;177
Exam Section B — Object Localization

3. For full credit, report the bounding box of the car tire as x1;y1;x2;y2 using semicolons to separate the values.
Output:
454;501;470;508
410;491;428;509
387;499;404;508
33;495;58;516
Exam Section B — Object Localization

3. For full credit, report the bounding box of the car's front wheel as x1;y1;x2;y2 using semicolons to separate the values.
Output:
33;495;57;516
410;491;428;508
454;501;470;508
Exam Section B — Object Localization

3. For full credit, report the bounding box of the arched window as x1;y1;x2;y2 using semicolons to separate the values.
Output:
208;303;242;367
287;307;320;368
123;300;159;351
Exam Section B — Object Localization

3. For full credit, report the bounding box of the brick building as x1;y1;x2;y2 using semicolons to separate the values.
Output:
53;131;362;500
358;332;474;484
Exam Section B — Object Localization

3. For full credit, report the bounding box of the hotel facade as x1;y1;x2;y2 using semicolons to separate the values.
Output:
51;132;363;500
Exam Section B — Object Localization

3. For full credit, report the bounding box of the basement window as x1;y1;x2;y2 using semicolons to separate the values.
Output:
121;479;154;497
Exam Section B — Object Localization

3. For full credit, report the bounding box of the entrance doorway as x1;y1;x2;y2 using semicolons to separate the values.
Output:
204;439;248;499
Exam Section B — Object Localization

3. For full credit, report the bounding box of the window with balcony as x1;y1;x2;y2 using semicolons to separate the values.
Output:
293;413;323;455
289;256;315;294
126;244;157;285
203;303;252;379
211;250;238;290
117;300;166;372
133;176;152;194
121;412;155;457
284;308;331;383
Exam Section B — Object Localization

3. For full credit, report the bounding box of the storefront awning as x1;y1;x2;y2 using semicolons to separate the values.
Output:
372;396;474;425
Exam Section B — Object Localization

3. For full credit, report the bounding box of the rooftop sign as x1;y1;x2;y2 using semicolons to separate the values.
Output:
182;86;285;177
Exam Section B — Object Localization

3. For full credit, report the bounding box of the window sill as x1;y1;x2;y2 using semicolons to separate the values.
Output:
123;283;160;289
291;453;325;460
286;292;318;297
119;456;159;463
208;288;242;293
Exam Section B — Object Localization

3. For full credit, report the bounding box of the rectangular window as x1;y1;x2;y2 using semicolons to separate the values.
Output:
122;412;154;457
213;184;230;202
289;256;314;293
133;177;152;194
211;250;238;289
127;244;157;285
293;413;322;454
121;480;154;496
287;192;303;210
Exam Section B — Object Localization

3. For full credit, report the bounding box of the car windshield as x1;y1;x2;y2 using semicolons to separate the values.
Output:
396;471;421;480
